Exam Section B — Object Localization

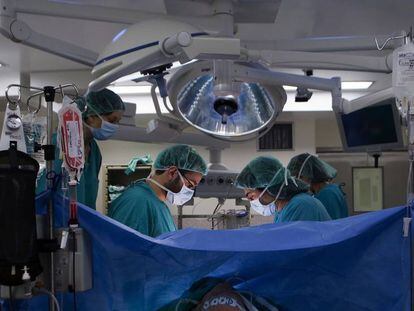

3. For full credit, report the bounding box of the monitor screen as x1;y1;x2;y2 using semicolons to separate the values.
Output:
339;98;402;151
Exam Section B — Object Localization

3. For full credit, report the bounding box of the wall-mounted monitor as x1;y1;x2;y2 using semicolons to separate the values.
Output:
336;97;404;152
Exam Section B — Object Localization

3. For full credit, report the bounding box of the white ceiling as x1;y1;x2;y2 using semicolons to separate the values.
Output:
0;0;412;92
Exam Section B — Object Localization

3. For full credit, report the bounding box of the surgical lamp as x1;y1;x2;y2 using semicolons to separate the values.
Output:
87;18;343;141
167;60;286;141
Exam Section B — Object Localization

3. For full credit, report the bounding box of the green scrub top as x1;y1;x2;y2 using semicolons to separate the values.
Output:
274;193;331;223
108;180;177;238
36;134;102;210
315;184;348;220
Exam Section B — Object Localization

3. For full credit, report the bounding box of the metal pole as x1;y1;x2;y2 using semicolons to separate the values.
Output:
177;205;183;230
406;99;414;311
19;72;30;101
44;86;56;311
207;148;227;171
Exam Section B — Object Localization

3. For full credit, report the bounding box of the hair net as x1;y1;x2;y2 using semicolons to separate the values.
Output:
153;144;207;175
275;178;309;200
235;156;288;192
76;88;125;119
287;153;337;182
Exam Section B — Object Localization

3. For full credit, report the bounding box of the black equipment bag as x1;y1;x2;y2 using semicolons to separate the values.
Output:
0;142;42;285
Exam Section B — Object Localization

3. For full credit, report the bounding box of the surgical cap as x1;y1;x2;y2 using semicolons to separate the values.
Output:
277;178;309;200
235;156;289;194
287;153;337;183
153;144;208;175
76;88;125;119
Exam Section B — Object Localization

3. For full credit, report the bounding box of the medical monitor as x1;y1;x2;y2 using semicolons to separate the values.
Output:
336;97;403;152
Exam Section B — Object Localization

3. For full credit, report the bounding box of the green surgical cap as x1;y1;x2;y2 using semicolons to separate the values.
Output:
76;88;125;119
276;178;309;200
154;144;207;175
287;153;337;182
235;156;288;193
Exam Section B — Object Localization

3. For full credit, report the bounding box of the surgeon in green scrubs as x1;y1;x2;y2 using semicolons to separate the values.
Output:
108;144;207;238
236;156;331;223
37;89;125;209
287;153;348;219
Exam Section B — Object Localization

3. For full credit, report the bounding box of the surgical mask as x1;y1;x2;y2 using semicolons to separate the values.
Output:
85;104;119;140
148;171;194;206
249;168;289;216
89;117;119;141
250;198;275;216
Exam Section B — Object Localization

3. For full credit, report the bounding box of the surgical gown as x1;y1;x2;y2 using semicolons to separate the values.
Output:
36;134;102;210
274;193;331;223
315;184;348;219
108;180;176;238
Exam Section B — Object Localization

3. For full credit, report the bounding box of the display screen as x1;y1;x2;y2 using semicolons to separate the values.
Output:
341;101;398;148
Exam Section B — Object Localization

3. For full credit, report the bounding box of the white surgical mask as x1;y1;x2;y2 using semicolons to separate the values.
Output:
250;198;275;216
148;171;194;206
249;168;289;216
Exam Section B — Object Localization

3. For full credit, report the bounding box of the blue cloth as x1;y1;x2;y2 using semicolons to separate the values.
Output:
36;134;102;209
274;193;331;222
315;184;349;219
108;181;176;237
9;193;413;311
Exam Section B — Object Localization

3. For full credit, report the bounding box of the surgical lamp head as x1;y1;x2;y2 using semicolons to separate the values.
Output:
167;60;286;141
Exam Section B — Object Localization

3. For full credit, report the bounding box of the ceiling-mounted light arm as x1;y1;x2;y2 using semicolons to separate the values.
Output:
0;0;98;66
237;65;343;113
161;32;193;57
240;66;339;92
176;36;241;63
248;50;393;73
339;87;394;115
243;33;407;52
89;33;241;91
131;73;177;116
149;84;185;129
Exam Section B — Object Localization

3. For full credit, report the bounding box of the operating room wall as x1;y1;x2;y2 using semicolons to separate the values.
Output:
315;112;342;149
315;115;409;213
319;152;409;213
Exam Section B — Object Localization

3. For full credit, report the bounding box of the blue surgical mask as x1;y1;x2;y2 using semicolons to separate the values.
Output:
90;118;119;140
85;104;120;141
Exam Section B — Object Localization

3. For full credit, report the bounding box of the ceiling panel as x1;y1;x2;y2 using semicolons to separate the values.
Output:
0;0;409;90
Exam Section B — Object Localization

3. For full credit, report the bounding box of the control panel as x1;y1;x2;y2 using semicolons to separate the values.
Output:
195;169;244;199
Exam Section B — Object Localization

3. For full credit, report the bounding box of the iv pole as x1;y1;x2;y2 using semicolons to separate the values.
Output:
26;84;79;311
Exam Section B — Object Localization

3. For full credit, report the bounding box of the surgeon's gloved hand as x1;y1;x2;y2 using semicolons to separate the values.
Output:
124;155;153;175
